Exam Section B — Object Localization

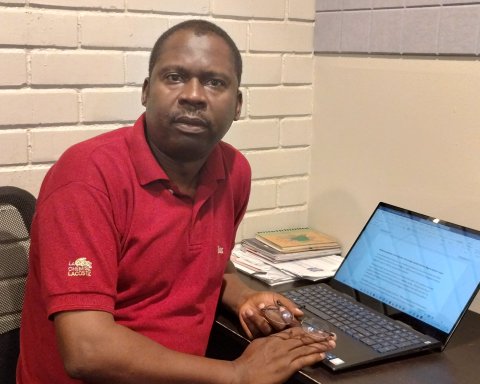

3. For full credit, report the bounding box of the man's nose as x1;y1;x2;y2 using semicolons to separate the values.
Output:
179;78;207;108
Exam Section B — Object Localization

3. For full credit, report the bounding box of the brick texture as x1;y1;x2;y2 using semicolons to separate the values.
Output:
0;9;78;47
0;51;27;86
212;0;285;19
31;0;123;9
0;90;78;126
0;1;315;240
30;126;114;163
30;52;124;85
80;14;169;49
126;0;209;14
0;130;28;165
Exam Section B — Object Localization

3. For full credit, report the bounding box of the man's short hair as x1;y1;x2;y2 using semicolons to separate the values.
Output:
148;19;243;85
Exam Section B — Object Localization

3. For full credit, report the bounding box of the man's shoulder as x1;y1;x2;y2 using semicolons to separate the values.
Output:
218;140;248;163
39;125;135;198
63;126;131;161
217;141;251;183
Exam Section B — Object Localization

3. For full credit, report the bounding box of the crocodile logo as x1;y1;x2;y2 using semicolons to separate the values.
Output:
68;257;93;277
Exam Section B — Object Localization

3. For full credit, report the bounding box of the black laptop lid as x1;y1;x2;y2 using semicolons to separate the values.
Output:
332;202;480;345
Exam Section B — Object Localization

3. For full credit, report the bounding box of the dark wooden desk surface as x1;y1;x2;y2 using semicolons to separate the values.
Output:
207;275;480;384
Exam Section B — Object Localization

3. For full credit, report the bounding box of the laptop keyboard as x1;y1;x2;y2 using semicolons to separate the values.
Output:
283;284;430;353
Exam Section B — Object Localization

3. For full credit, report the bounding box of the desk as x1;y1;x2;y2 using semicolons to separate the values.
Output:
206;275;480;384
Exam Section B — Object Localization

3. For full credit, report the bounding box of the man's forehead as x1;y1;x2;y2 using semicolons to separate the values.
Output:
154;30;236;73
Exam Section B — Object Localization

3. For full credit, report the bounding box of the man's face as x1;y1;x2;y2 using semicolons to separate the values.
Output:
142;30;242;163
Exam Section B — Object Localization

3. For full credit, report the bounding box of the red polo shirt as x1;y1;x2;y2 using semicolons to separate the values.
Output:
17;114;251;383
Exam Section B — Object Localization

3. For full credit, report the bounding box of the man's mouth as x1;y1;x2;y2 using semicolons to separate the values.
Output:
172;115;210;133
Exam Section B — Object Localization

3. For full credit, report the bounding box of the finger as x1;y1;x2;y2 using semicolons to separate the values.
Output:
269;337;334;357
299;332;337;348
276;328;337;350
285;326;333;342
255;302;288;334
301;339;336;352
290;348;328;370
264;338;329;371
240;308;272;339
274;294;304;318
287;338;336;363
239;317;254;339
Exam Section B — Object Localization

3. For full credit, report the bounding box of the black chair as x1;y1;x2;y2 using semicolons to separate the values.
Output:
0;186;36;384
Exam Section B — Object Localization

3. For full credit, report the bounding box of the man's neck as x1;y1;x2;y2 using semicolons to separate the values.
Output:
149;145;207;198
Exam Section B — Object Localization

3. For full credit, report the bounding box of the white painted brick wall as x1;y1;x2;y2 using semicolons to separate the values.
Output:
31;0;123;9
30;52;125;85
248;180;277;211
212;0;285;19
242;206;309;241
126;0;210;14
0;0;25;5
30;126;114;163
0;51;26;86
0;1;315;240
125;52;150;85
250;22;314;52
0;130;28;165
242;54;282;86
81;88;143;122
223;120;279;150
245;148;310;179
80;14;168;49
280;118;313;147
278;177;308;207
289;0;315;20
283;55;314;84
0;9;78;47
0;90;78;125
0;167;49;196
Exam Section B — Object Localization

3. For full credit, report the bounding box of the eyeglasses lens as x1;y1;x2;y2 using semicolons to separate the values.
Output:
263;306;294;326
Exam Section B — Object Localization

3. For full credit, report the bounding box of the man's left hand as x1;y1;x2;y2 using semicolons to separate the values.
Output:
238;291;304;339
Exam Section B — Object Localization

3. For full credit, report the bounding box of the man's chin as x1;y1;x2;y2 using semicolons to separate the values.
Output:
166;143;214;163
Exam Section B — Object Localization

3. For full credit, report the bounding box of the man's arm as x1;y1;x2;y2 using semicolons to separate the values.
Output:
54;309;333;384
220;260;257;314
54;310;235;384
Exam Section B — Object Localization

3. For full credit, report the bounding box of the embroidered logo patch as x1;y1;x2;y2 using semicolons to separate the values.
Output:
68;257;93;277
217;245;224;255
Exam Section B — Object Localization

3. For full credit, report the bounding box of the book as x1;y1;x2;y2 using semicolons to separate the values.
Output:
255;227;339;253
241;238;341;262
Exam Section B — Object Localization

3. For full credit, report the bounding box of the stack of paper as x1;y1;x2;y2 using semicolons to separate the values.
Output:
231;244;344;286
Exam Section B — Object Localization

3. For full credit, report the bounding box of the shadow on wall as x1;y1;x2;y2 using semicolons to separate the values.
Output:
309;188;371;253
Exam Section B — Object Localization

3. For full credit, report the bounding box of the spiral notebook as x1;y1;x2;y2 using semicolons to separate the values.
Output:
281;202;480;371
255;228;339;253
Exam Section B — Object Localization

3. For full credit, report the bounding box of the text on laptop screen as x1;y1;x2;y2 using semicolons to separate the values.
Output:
334;204;480;334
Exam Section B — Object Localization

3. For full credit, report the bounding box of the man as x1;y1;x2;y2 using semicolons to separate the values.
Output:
17;20;335;383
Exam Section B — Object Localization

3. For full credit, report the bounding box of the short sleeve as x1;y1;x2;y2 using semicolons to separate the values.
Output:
33;181;120;317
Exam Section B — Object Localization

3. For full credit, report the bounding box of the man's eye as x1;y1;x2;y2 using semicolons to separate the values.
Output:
166;73;183;82
206;78;226;88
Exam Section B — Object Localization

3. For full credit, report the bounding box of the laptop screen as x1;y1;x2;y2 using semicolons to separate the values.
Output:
334;202;480;334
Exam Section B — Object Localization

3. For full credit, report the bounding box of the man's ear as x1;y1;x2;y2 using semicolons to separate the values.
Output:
234;90;243;121
141;77;149;106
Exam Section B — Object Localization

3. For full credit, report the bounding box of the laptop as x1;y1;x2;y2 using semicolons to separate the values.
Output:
281;202;480;371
